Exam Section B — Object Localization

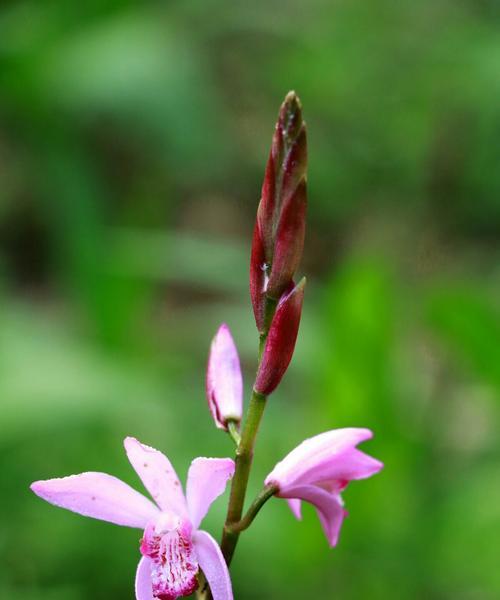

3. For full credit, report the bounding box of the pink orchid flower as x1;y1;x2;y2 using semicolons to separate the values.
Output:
31;437;234;600
265;428;383;547
206;324;243;430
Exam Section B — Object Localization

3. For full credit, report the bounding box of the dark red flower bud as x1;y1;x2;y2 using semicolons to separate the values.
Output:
250;91;307;331
266;178;306;299
249;220;267;333
254;278;306;395
257;150;276;261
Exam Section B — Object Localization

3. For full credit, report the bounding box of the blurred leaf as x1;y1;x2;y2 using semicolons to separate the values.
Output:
427;286;500;390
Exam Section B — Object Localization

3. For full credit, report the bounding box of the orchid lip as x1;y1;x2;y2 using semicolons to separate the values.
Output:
141;514;199;600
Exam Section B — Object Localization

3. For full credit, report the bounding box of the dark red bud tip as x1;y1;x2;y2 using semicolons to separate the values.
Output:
254;277;306;395
278;91;303;147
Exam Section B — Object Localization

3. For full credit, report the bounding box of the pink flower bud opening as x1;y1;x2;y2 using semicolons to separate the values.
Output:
206;324;243;430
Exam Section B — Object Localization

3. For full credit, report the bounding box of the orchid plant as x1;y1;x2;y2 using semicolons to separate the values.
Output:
31;92;383;599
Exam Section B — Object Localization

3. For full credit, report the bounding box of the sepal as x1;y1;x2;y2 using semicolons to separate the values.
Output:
254;278;306;395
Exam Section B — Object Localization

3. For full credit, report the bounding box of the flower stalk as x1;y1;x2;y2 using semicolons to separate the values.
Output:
220;389;268;565
227;420;241;446
219;91;308;571
225;483;278;534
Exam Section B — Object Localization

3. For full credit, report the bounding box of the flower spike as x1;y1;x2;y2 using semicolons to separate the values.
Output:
206;324;243;431
250;91;307;333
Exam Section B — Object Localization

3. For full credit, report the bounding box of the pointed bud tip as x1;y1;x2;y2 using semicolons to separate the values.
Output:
280;92;302;118
278;91;304;141
284;90;302;110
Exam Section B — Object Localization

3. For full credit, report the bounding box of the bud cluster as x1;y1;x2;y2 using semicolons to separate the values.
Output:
207;92;307;418
250;91;307;394
250;91;307;332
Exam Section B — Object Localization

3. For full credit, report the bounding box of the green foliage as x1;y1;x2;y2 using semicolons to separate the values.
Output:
0;1;498;598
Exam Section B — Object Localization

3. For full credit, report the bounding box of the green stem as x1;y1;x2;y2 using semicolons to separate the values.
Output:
220;389;268;565
218;295;278;574
227;420;241;446
226;484;278;534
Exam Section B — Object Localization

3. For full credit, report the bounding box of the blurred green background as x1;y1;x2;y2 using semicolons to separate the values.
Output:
1;1;499;598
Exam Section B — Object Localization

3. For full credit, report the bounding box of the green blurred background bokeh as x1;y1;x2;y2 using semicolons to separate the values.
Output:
1;1;499;598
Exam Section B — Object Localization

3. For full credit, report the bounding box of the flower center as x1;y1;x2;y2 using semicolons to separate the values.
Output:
140;513;199;600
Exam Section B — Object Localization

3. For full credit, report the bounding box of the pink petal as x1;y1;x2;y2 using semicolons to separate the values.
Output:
286;498;302;520
265;428;379;488
30;472;159;528
193;530;233;600
279;484;346;547
135;557;153;600
186;458;235;529
206;324;243;430
302;448;383;487
124;437;188;518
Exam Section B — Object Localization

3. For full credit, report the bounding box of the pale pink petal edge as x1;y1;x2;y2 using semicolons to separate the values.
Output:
193;530;233;600
265;428;376;487
135;557;153;600
124;437;188;518
206;323;243;430
279;484;346;547
186;457;235;529
30;472;159;529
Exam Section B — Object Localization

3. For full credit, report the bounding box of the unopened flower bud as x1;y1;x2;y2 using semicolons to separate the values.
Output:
254;278;306;395
250;91;308;332
249;220;267;333
206;324;243;430
266;178;307;299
